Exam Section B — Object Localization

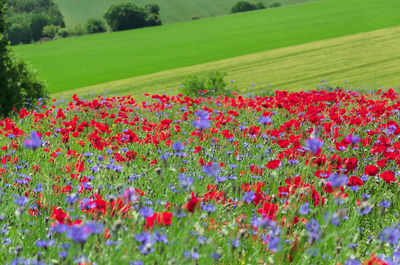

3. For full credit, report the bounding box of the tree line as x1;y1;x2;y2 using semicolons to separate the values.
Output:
6;1;161;45
230;1;282;13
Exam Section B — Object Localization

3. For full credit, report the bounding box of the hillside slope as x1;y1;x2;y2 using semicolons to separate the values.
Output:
15;0;400;93
54;0;318;27
53;26;400;99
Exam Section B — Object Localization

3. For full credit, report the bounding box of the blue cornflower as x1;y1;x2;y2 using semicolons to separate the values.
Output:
259;116;272;125
344;258;361;265
203;163;220;177
33;183;43;193
359;206;371;216
136;232;152;243
243;191;255;203
379;226;400;246
66;226;89;244
192;118;210;130
155;232;168;244
84;222;104;234
36;239;55;249
202;203;216;213
172;141;185;152
306;138;323;155
211;253;221;259
130;261;144;265
178;174;193;189
23;131;42;149
268;237;280;252
231;238;240;248
328;173;348;187
58;251;68;259
345;134;360;144
195;110;209;119
305;219;321;243
14;196;28;206
106;240;121;246
299;203;310;215
138;207;154;217
379;200;391;208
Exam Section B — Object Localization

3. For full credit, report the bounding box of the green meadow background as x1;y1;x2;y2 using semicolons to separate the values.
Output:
13;0;400;96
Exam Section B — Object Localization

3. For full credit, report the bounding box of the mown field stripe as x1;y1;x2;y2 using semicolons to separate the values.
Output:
53;26;400;99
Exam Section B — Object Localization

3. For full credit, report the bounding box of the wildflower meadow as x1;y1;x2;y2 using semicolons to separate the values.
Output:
1;88;400;264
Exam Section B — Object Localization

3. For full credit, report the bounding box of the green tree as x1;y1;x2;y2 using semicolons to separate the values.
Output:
8;22;31;44
103;2;161;31
30;12;50;41
0;0;47;117
145;4;161;26
85;18;107;34
103;2;147;31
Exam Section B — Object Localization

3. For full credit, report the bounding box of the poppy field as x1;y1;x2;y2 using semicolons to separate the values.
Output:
1;88;400;264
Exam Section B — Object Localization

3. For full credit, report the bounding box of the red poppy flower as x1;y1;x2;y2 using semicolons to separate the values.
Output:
185;192;201;213
277;139;290;148
266;159;280;169
379;171;396;184
146;212;173;228
347;176;363;186
344;157;358;171
51;207;69;224
364;165;379;176
257;202;279;219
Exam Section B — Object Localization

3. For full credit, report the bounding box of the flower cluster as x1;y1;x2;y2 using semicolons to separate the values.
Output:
1;88;400;264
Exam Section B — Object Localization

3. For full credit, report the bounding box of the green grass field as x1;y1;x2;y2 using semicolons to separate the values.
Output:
15;0;400;94
53;26;400;99
54;0;318;27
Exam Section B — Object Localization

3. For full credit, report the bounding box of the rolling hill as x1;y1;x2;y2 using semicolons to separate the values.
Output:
14;0;400;94
53;26;400;99
54;0;319;27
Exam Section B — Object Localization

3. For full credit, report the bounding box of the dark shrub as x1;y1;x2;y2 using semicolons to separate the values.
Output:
270;2;282;8
231;1;265;13
85;18;107;34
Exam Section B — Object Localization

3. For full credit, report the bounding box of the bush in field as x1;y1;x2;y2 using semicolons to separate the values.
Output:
56;27;69;37
103;2;161;32
231;1;266;13
42;24;58;38
270;2;282;8
85;18;107;34
181;75;205;96
181;71;234;97
0;0;47;117
71;23;86;36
